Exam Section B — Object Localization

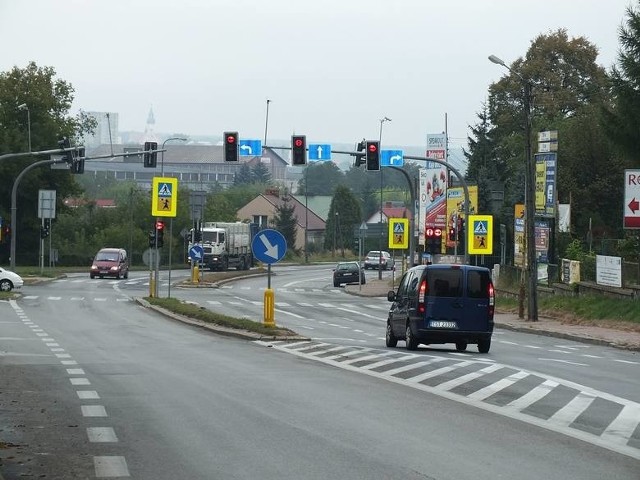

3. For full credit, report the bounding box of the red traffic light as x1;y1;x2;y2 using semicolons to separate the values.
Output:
294;138;303;147
226;135;236;144
368;144;378;153
155;221;165;231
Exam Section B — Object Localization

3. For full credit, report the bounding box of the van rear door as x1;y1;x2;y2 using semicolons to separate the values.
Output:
425;267;464;330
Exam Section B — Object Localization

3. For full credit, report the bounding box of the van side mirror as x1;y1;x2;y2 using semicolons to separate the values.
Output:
387;291;396;302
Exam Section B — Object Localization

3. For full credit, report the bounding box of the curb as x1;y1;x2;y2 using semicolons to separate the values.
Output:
135;297;310;342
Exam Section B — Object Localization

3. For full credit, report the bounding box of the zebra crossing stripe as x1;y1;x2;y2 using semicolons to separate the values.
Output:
600;404;640;445
549;392;597;427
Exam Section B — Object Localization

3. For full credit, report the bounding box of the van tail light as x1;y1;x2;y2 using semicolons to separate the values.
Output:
488;282;495;316
418;280;427;314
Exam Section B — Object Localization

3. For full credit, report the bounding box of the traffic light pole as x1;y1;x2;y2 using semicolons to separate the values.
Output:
262;145;471;265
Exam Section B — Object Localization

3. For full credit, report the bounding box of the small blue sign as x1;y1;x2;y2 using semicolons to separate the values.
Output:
239;139;262;156
381;149;404;167
308;144;332;161
189;245;204;262
251;229;287;264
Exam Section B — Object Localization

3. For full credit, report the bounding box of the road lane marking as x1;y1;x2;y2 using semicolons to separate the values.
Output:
67;368;85;375
548;392;597;427
82;405;108;417
94;456;129;478
70;378;91;386
538;358;589;366
88;427;118;443
77;391;100;400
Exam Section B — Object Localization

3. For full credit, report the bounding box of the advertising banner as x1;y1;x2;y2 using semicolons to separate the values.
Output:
418;167;447;246
535;153;557;217
446;186;477;249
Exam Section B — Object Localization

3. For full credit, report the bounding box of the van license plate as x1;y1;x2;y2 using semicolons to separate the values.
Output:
429;321;457;329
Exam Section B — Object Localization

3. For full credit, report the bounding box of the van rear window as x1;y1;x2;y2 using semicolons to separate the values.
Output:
467;270;491;298
427;270;462;297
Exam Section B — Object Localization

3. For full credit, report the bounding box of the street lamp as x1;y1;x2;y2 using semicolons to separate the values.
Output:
489;54;538;322
17;103;31;152
378;116;391;280
161;137;187;176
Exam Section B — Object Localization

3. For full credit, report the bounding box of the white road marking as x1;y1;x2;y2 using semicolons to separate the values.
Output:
61;360;78;365
548;392;597;427
612;359;639;365
82;405;107;417
437;363;503;392
55;353;72;358
70;378;91;386
505;379;559;410
67;368;85;375
538;358;589;366
94;456;129;477
87;427;118;443
600;404;640;446
77;391;100;399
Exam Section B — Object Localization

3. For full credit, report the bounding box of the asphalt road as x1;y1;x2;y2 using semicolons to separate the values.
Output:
0;267;639;479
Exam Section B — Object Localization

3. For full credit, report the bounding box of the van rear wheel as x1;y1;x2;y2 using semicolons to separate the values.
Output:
455;341;467;352
478;337;491;354
405;324;418;351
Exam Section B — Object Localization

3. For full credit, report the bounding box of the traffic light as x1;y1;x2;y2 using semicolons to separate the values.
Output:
354;140;366;167
148;231;156;248
71;147;85;174
156;220;165;248
40;221;50;239
58;137;71;163
426;227;442;255
291;135;307;165
365;140;380;171
144;141;158;168
223;131;239;162
449;227;456;242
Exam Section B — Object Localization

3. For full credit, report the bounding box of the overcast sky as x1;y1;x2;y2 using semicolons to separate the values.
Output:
0;0;634;159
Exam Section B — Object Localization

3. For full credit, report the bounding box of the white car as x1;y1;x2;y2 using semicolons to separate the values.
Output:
364;251;392;270
0;267;24;292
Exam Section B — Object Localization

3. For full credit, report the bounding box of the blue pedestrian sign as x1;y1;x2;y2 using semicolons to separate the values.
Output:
308;144;332;161
251;229;287;264
189;245;204;262
381;150;404;167
239;139;262;156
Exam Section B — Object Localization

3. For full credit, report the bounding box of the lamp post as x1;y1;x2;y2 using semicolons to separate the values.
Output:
160;136;187;299
17;103;31;152
378;116;391;280
161;137;187;176
489;54;538;322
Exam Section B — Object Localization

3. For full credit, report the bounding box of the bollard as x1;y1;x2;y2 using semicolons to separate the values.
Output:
263;288;275;328
193;264;199;284
149;271;155;298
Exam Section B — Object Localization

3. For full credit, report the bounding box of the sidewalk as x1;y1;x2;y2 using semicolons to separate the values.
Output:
345;278;640;352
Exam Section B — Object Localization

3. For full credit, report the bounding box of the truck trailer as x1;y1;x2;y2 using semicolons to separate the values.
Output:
188;222;258;271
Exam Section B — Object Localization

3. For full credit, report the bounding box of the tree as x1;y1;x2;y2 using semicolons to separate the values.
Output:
270;194;298;253
485;29;614;245
324;185;362;256
0;62;95;264
603;3;640;161
298;162;345;195
233;163;253;186
252;162;271;184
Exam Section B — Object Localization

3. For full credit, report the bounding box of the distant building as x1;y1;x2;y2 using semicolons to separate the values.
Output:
84;143;291;191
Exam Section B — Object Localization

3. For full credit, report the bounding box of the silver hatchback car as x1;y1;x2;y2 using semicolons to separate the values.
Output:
364;250;392;270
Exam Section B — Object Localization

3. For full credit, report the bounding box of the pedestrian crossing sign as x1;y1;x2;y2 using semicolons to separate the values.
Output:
388;218;409;249
152;177;178;217
467;215;493;254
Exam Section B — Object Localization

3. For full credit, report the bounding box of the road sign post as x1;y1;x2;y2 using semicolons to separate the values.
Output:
251;229;287;327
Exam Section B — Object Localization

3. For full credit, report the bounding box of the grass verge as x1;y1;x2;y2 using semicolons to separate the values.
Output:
145;296;299;337
496;294;640;332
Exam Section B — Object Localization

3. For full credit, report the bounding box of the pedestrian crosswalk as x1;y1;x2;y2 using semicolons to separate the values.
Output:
255;340;640;461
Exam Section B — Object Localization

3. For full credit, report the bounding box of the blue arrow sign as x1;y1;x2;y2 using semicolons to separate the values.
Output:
189;245;204;262
239;139;262;156
251;229;287;264
308;144;332;161
381;149;404;167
